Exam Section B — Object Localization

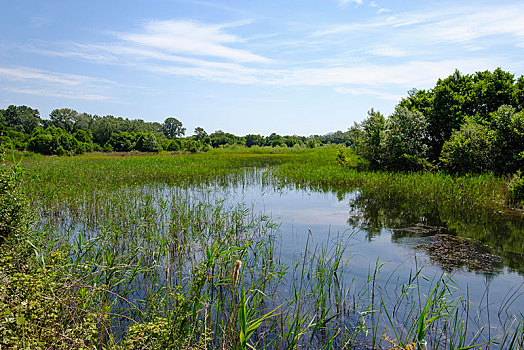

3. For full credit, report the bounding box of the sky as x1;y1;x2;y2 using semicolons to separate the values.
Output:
1;0;524;136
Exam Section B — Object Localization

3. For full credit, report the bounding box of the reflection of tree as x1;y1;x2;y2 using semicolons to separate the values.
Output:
346;191;446;240
344;190;524;275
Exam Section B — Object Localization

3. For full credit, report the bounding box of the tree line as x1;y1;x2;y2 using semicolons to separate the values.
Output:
346;68;524;174
0;107;332;155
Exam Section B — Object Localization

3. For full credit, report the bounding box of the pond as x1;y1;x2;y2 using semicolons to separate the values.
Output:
38;168;524;348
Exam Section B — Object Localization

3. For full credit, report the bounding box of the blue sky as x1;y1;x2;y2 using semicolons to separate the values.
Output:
1;0;524;136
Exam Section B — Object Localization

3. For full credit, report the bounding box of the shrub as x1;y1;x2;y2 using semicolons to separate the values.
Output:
166;138;181;152
135;133;161;152
508;171;524;207
0;154;30;241
439;117;495;173
27;126;80;155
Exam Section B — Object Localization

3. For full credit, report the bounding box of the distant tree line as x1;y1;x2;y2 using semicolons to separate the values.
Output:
0;107;336;156
347;68;524;174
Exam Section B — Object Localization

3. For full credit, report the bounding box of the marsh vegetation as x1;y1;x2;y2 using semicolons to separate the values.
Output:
0;148;521;349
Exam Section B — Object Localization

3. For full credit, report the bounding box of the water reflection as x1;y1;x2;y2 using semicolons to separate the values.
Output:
342;189;524;274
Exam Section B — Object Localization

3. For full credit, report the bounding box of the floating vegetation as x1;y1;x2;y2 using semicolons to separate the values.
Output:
415;234;503;271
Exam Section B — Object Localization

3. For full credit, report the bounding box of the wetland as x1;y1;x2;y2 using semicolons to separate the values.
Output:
10;148;522;349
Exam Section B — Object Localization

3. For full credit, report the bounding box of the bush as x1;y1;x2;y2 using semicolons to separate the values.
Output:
508;171;524;207
0;154;30;241
108;132;137;152
166;138;181;152
27;126;80;155
135;133;161;152
0;249;98;348
439;117;495;173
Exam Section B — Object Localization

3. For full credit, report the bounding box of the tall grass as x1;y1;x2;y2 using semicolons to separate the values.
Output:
10;148;523;348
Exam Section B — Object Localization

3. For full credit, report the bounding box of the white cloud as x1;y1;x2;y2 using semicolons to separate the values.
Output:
0;66;112;86
4;88;110;101
368;45;406;57
0;66;116;101
117;20;271;63
20;4;523;95
338;0;363;6
334;87;401;101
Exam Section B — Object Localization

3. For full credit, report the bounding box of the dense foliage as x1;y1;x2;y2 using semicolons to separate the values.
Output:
0;107;326;155
349;68;524;174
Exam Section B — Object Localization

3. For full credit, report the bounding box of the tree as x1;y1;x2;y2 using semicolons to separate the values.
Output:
357;109;386;168
439;117;495;173
135;133;161;152
194;127;207;138
489;105;524;173
245;134;263;147
108;132;137;152
49;108;78;133
27;126;81;155
381;107;429;171
427;70;474;160
162;117;185;139
1;105;42;133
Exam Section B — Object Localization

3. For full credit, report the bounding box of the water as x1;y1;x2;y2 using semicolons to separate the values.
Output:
38;168;524;347
176;169;524;344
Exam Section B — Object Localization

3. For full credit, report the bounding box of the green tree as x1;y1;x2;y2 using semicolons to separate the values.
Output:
382;107;429;171
135;133;161;152
440;117;495;173
194;127;207;139
27;126;81;155
1;105;42;134
162;117;185;139
108;132;137;152
472;68;516;121
49;108;78;133
245;134;263;147
358;109;386;168
427;70;474;160
490;105;524;173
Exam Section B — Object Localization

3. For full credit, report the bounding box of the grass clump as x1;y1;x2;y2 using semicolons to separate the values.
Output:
0;153;30;242
508;170;524;208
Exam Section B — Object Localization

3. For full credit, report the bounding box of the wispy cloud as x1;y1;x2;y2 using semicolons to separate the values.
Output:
0;66;112;86
117;20;271;63
338;0;363;6
19;3;524;102
334;87;401;101
0;66;115;101
368;45;406;57
4;88;110;101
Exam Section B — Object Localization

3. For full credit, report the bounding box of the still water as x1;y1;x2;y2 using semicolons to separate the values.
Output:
42;168;524;347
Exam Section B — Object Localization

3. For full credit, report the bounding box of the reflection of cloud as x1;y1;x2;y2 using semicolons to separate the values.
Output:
273;207;350;226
